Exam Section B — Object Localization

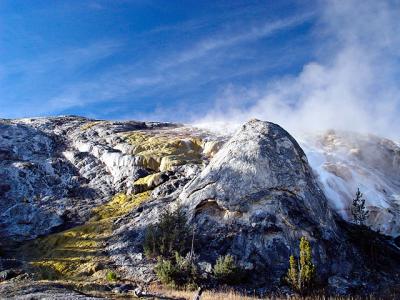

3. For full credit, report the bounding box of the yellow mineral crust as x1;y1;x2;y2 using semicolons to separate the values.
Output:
125;131;203;171
80;121;103;131
133;173;164;192
20;192;150;281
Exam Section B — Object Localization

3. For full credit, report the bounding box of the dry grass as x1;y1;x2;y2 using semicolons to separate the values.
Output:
148;285;264;300
180;289;262;300
147;285;391;300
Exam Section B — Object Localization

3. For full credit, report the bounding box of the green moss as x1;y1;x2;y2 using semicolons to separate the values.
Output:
23;219;112;280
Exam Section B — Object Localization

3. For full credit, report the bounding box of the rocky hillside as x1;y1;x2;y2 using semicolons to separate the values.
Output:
301;131;400;236
0;116;222;241
0;116;399;298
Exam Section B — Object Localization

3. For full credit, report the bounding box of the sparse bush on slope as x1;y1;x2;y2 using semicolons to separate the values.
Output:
106;270;117;282
143;206;191;259
143;206;198;288
213;254;243;285
155;252;198;289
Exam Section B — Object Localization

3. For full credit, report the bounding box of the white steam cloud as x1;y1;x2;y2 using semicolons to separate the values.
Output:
196;0;400;141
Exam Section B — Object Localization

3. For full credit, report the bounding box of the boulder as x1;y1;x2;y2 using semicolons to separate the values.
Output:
179;119;339;280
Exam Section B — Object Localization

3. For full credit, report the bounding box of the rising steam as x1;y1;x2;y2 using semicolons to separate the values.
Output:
196;0;400;141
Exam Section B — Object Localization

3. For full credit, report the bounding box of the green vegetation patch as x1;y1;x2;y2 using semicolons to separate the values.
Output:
106;270;118;282
143;206;191;259
155;252;198;290
287;236;316;295
213;254;244;285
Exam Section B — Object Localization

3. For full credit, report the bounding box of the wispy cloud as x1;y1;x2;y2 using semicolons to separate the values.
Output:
0;39;123;118
0;40;122;78
164;12;314;67
41;12;312;114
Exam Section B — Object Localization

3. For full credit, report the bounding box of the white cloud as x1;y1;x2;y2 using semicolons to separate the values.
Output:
196;0;400;140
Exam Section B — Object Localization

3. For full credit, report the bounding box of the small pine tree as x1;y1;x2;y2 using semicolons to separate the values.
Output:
287;255;298;289
351;188;369;226
287;237;316;294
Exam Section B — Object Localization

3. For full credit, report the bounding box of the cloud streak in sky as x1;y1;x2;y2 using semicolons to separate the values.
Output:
196;0;400;140
0;39;122;117
162;12;314;67
1;40;121;78
42;12;312;114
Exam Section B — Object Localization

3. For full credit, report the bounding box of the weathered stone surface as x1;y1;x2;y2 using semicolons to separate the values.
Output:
0;269;21;281
105;119;400;294
0;116;219;241
179;120;339;281
1;116;400;297
0;203;63;239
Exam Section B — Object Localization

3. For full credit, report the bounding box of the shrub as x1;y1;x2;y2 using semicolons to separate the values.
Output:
287;236;316;294
106;270;117;282
155;252;198;289
143;206;191;258
155;257;176;285
213;254;243;285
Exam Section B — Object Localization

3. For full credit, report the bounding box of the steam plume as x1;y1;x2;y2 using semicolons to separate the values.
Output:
196;0;400;141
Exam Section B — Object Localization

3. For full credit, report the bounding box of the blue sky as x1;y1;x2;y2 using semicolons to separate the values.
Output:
0;0;317;121
1;0;399;136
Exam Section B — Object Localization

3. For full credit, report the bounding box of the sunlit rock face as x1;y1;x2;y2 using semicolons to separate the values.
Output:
1;116;399;243
0;116;223;241
301;130;400;236
178;120;344;282
1;116;399;242
1;116;400;296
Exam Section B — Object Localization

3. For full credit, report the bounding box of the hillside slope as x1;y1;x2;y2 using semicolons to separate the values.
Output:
0;116;399;298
